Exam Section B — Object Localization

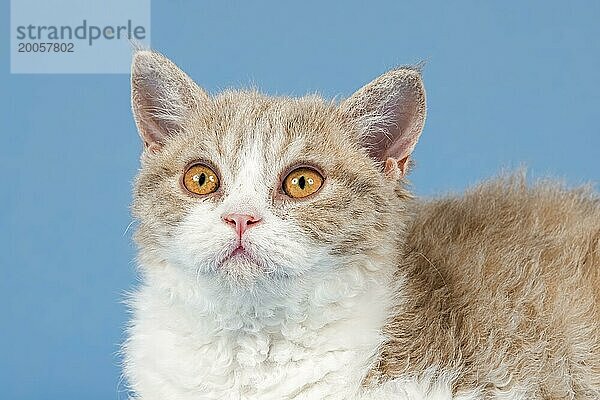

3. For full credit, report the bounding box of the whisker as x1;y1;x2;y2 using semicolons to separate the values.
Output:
123;220;136;237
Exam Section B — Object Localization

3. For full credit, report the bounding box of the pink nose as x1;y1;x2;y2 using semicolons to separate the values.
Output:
222;213;262;238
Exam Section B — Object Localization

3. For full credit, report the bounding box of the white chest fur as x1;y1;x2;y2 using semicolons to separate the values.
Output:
124;261;402;400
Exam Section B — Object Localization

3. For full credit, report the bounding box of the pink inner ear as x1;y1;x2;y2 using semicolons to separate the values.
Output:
363;88;424;166
133;77;182;149
367;120;417;164
383;125;419;161
384;156;410;179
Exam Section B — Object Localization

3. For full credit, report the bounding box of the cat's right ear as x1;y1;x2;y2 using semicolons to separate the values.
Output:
131;50;209;153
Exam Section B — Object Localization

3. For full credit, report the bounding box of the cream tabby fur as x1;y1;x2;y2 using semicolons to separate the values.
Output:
124;50;600;399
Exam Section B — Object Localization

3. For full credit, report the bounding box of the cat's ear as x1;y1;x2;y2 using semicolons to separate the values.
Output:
340;67;426;179
131;50;209;153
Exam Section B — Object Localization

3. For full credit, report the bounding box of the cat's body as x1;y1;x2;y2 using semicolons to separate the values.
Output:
373;178;600;399
124;50;600;399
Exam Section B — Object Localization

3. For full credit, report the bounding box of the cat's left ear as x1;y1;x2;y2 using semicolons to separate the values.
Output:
340;67;426;179
131;50;209;153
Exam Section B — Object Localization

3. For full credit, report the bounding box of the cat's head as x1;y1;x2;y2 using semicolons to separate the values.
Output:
130;50;426;292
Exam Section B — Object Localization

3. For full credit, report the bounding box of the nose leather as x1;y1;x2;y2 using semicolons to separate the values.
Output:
222;213;262;238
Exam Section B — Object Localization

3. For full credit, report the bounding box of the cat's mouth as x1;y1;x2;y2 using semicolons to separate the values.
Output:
230;246;247;258
217;244;261;267
208;239;298;282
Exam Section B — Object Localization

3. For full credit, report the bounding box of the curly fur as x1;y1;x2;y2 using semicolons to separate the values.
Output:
123;50;600;400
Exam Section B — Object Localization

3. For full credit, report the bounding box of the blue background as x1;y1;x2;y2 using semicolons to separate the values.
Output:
1;1;599;399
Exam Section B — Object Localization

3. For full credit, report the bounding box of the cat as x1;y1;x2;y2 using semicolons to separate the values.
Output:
123;50;600;400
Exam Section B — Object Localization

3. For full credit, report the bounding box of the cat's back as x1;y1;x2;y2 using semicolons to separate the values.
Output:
408;175;600;299
380;175;600;398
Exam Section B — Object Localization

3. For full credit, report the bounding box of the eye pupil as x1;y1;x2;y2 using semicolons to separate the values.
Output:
192;173;207;186
298;176;306;189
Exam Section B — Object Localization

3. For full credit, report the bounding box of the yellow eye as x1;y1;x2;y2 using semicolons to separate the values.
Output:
282;167;324;198
183;164;220;195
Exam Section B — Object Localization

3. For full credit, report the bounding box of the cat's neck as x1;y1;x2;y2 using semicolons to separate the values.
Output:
139;254;399;333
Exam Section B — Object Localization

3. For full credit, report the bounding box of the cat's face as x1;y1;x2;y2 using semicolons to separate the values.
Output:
131;51;426;290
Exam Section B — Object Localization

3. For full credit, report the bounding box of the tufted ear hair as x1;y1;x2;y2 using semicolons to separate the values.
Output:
340;67;426;179
131;50;209;153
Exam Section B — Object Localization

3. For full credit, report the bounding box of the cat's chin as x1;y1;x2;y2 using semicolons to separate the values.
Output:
213;249;283;287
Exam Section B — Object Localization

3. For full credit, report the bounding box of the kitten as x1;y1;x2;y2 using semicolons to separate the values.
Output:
123;50;600;400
